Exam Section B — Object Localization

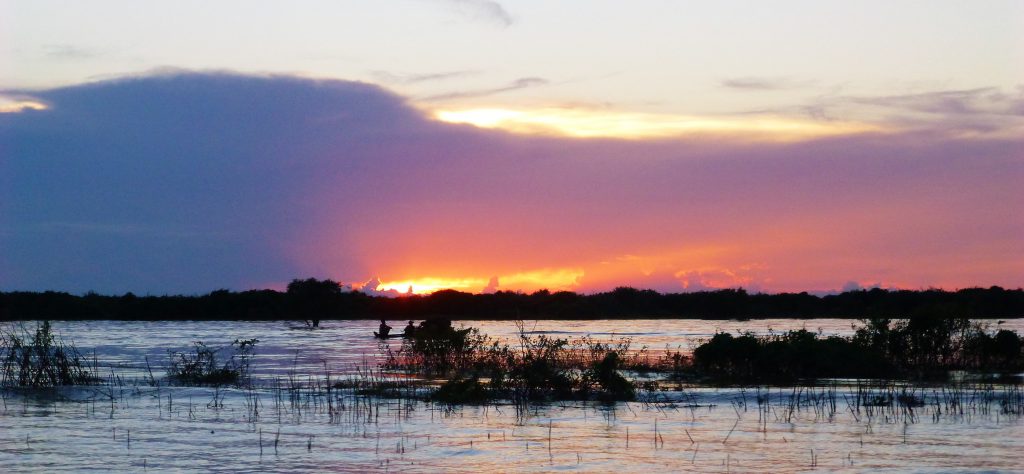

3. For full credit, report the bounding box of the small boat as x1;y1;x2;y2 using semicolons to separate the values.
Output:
374;331;408;339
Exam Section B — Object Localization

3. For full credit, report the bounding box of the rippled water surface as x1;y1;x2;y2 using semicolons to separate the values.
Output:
1;319;1022;472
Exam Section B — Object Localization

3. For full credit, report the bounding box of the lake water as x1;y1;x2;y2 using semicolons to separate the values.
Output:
1;319;1022;472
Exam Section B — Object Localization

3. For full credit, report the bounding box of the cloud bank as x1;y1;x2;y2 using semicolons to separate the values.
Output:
1;72;1021;294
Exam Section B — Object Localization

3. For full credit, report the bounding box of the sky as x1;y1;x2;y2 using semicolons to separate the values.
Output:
1;0;1022;295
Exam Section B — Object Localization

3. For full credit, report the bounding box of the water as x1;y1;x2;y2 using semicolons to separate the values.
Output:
1;319;1022;472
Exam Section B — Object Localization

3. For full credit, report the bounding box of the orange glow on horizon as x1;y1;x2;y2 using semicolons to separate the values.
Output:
375;277;487;295
369;267;585;295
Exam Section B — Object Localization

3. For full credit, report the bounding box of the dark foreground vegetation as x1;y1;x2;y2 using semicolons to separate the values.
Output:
166;338;259;386
1;321;97;388
691;318;1024;382
0;320;259;389
2;279;1022;320
1;316;1021;407
379;317;1023;403
382;320;643;403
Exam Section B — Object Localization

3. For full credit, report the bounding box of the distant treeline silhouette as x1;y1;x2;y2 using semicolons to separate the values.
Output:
1;279;1022;321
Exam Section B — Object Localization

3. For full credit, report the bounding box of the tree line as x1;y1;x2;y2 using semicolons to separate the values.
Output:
1;279;1022;321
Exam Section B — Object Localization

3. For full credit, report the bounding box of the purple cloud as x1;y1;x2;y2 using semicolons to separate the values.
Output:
1;72;1021;294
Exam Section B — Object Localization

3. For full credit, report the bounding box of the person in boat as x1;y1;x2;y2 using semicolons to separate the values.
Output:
404;320;416;337
378;319;392;337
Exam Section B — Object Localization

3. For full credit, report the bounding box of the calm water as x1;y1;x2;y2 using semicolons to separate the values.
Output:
1;319;1022;472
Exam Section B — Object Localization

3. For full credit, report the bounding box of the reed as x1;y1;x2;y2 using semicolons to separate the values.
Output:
0;321;95;388
166;338;258;386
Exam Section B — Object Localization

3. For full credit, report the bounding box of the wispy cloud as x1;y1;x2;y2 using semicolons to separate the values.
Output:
848;87;1024;116
434;0;513;27
42;44;101;60
720;76;808;91
421;77;547;101
733;85;1024;137
370;69;479;85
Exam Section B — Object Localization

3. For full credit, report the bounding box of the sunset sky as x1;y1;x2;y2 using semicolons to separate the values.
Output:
1;1;1022;295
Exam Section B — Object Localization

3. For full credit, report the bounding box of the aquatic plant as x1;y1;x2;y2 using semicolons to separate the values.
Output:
432;376;489;403
692;319;1024;383
386;321;638;402
0;321;95;388
584;352;635;401
853;317;1024;374
167;338;259;386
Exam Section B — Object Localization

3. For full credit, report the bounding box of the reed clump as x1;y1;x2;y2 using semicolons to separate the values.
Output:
167;338;258;386
0;321;95;388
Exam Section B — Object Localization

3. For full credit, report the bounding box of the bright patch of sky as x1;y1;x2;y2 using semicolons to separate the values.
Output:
4;0;1021;126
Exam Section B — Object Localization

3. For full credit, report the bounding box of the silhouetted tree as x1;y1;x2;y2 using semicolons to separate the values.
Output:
1;284;1022;321
286;278;342;325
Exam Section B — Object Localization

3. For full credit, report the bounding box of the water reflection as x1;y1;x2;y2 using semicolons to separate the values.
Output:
0;319;1021;472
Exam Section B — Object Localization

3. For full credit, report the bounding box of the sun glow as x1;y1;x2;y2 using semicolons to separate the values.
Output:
376;277;488;294
434;107;878;141
372;267;584;295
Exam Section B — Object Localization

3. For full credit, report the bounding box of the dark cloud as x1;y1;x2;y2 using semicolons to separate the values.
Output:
421;77;547;101
1;72;1021;294
0;72;431;292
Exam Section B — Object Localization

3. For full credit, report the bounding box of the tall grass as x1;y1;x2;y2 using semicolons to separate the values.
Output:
0;321;95;388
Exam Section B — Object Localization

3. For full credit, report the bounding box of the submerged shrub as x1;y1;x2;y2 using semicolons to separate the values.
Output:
0;321;95;388
691;333;760;379
167;338;258;386
694;320;1024;382
433;376;489;403
855;317;1023;373
586;352;635;401
504;334;577;401
386;320;485;376
993;330;1023;362
966;329;1024;370
390;321;638;402
692;330;897;382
